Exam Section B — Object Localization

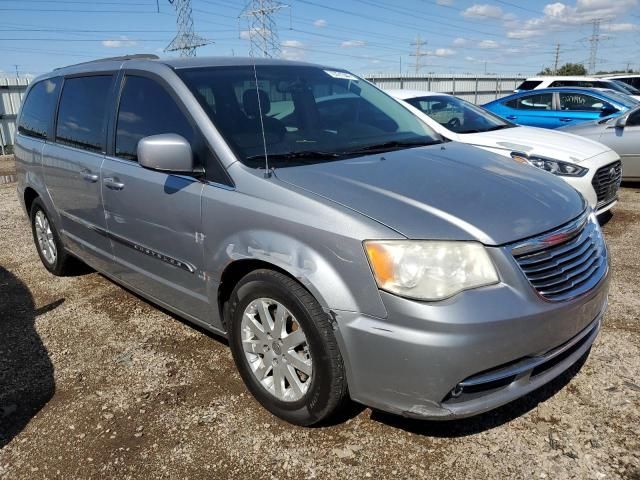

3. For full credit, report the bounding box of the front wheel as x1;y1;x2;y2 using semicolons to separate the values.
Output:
227;269;348;426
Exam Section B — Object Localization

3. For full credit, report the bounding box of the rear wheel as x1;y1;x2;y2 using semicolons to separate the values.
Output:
30;198;76;276
227;269;348;426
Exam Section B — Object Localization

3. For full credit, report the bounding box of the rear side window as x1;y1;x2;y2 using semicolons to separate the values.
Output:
515;80;542;90
504;93;553;110
549;80;609;89
559;93;610;112
17;78;61;140
56;75;113;152
115;75;195;162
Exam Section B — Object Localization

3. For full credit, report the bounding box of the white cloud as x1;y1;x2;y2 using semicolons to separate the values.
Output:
281;40;305;61
462;4;504;19
507;0;638;38
478;39;499;48
452;37;467;46
436;0;455;5
240;28;267;40
313;19;327;28
341;40;366;48
602;22;638;31
430;48;456;57
102;36;137;48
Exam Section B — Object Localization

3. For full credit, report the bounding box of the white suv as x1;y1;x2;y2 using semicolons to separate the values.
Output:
516;76;640;101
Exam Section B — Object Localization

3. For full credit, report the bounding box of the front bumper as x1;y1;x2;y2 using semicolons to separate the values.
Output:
562;151;621;215
333;245;610;420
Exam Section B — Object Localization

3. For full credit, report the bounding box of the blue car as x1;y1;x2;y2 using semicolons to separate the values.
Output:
483;87;638;129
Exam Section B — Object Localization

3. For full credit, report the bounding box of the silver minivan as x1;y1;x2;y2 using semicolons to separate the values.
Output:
16;55;609;426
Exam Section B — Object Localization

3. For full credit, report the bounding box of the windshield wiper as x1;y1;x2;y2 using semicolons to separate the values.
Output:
245;150;342;164
484;124;514;131
343;139;441;155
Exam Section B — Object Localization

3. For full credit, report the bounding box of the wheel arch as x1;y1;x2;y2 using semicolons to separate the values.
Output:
210;229;388;331
24;186;40;215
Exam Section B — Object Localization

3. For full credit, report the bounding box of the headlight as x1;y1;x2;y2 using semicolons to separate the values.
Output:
511;152;588;177
364;240;499;301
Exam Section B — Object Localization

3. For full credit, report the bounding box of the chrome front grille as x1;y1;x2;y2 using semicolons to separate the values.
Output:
510;210;607;302
592;160;622;209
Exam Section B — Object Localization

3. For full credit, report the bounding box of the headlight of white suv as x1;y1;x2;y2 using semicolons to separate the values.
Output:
511;152;588;177
364;240;499;301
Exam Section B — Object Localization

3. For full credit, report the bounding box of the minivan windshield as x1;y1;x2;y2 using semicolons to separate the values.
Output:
177;65;441;167
405;95;514;134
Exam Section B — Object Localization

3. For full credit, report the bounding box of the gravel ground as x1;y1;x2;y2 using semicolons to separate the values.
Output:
0;156;639;479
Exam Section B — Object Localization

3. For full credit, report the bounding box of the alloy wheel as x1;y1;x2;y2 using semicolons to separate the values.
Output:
34;210;57;265
240;298;313;402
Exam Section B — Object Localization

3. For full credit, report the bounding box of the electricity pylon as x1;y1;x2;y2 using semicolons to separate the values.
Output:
165;0;213;57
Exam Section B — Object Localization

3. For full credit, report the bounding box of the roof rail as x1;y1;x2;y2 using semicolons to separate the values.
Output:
55;54;160;70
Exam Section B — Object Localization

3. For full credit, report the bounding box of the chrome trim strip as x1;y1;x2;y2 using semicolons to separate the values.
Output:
510;209;590;256
59;210;196;274
459;313;602;388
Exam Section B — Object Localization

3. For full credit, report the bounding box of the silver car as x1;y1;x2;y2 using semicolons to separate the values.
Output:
560;106;640;181
15;55;609;426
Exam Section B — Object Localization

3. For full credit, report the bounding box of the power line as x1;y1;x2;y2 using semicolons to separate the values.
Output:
165;0;213;56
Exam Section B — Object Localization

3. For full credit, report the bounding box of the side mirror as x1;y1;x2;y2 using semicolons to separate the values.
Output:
137;133;197;174
615;115;627;128
600;105;618;117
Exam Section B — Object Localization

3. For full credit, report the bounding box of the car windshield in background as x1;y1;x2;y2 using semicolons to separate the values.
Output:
177;65;440;167
599;90;640;108
611;80;640;95
405;95;514;134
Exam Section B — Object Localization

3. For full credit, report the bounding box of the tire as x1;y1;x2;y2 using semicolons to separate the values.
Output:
227;269;348;426
30;198;76;276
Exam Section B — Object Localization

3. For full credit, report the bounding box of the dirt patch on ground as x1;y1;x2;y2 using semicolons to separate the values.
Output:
0;161;638;479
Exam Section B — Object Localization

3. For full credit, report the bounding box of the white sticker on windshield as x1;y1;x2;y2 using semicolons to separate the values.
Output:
324;70;358;81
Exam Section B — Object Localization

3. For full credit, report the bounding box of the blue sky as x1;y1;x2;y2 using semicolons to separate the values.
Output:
0;0;639;78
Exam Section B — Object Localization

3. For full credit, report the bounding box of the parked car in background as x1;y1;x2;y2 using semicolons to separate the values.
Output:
483;87;637;129
15;55;610;426
603;74;640;91
389;89;622;214
515;76;640;100
560;105;640;181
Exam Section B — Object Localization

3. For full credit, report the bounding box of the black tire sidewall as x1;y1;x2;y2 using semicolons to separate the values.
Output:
228;271;341;426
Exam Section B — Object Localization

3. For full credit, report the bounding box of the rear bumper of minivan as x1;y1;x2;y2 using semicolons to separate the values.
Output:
333;262;609;420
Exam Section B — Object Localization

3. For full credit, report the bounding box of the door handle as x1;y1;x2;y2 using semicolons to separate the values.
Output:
559;118;573;122
103;177;125;190
506;115;517;120
81;169;99;183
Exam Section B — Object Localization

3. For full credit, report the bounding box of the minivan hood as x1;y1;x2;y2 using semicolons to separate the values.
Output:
460;125;610;163
274;142;585;245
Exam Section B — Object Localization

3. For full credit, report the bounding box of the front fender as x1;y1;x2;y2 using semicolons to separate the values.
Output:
205;228;388;325
200;172;400;332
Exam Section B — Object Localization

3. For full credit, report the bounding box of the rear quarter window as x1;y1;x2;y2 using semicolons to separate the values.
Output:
515;80;542;90
17;78;61;140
